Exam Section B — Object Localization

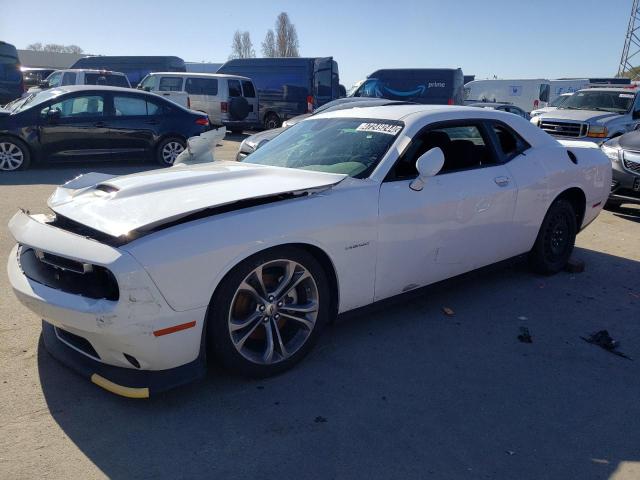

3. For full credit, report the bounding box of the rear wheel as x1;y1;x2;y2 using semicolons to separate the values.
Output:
0;137;31;171
264;112;281;130
209;246;330;377
156;137;185;166
529;199;577;274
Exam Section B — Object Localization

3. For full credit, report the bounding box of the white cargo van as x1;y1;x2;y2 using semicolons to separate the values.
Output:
138;72;260;132
464;79;551;112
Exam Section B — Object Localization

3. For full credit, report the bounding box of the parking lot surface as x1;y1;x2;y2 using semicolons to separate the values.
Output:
0;136;639;479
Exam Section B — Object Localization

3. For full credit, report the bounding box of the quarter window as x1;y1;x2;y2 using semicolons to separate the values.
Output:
159;77;183;91
492;124;529;160
47;72;62;87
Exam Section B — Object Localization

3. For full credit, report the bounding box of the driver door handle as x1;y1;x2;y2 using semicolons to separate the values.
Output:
94;121;107;128
494;176;510;187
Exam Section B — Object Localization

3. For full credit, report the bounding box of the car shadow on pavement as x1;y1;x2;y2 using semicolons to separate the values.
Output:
0;161;161;186
612;205;640;224
37;247;640;480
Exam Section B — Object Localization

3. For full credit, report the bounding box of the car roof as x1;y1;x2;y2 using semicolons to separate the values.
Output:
44;85;157;96
146;71;252;81
313;104;492;121
578;87;639;93
468;102;513;108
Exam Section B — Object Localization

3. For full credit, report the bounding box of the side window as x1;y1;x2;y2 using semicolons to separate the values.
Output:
44;95;104;118
241;81;256;98
228;79;242;97
114;95;148;116
159;77;183;92
492;123;529;160
47;72;62;87
139;75;155;90
61;72;77;86
389;123;496;180
185;78;218;95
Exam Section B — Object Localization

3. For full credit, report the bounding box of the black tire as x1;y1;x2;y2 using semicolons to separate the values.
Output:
155;136;185;166
264;112;281;130
229;97;249;121
529;199;577;274
0;136;31;171
208;246;331;378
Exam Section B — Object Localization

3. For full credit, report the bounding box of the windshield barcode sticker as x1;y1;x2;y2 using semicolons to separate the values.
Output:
356;122;402;135
619;93;635;98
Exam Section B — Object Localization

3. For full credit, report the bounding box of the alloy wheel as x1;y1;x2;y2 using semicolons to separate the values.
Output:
228;259;319;365
161;141;184;165
0;142;24;171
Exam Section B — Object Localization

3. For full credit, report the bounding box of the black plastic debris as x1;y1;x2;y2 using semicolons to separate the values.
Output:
517;327;532;343
581;330;632;360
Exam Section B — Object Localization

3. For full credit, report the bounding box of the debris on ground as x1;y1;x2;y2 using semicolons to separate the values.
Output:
314;416;327;423
565;258;585;273
442;307;455;317
581;330;632;360
517;327;533;343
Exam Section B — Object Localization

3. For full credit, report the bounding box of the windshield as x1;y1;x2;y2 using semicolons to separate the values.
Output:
241;118;402;178
10;89;63;113
561;90;635;113
549;95;570;107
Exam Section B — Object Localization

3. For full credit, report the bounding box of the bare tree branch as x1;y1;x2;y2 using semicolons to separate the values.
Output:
275;12;299;57
261;29;276;57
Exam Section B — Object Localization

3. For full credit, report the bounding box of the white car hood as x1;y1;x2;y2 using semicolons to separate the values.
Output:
48;161;347;238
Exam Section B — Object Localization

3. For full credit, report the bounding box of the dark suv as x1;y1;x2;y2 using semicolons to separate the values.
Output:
0;85;209;171
0;41;23;105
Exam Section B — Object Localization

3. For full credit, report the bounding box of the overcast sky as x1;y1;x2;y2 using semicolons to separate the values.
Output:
0;0;632;87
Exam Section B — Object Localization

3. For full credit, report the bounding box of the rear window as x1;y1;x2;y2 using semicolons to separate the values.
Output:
185;77;218;95
84;73;129;87
228;79;242;97
159;77;183;91
241;80;256;98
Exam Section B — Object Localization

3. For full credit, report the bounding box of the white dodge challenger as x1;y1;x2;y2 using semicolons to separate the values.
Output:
7;105;611;398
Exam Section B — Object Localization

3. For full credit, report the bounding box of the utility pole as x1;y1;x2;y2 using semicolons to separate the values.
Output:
618;0;640;78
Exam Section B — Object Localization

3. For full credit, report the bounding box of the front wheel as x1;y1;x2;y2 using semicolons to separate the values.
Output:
156;137;185;166
209;247;330;377
529;199;577;274
0;137;31;171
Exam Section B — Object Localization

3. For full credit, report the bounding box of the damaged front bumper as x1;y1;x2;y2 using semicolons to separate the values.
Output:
7;211;207;397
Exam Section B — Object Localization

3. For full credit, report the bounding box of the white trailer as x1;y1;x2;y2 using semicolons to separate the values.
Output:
464;79;551;112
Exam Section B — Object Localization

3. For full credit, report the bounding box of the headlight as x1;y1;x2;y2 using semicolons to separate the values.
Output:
587;125;608;138
600;143;620;162
531;116;541;126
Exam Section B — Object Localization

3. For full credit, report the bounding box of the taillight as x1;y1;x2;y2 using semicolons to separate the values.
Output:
306;95;314;112
195;117;209;126
447;98;454;105
221;101;228;113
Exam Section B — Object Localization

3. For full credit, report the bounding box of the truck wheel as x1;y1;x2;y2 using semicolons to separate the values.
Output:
528;199;577;275
264;113;281;130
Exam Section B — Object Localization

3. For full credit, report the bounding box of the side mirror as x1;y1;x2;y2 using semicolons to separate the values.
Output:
409;147;445;191
46;108;61;122
39;80;50;89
